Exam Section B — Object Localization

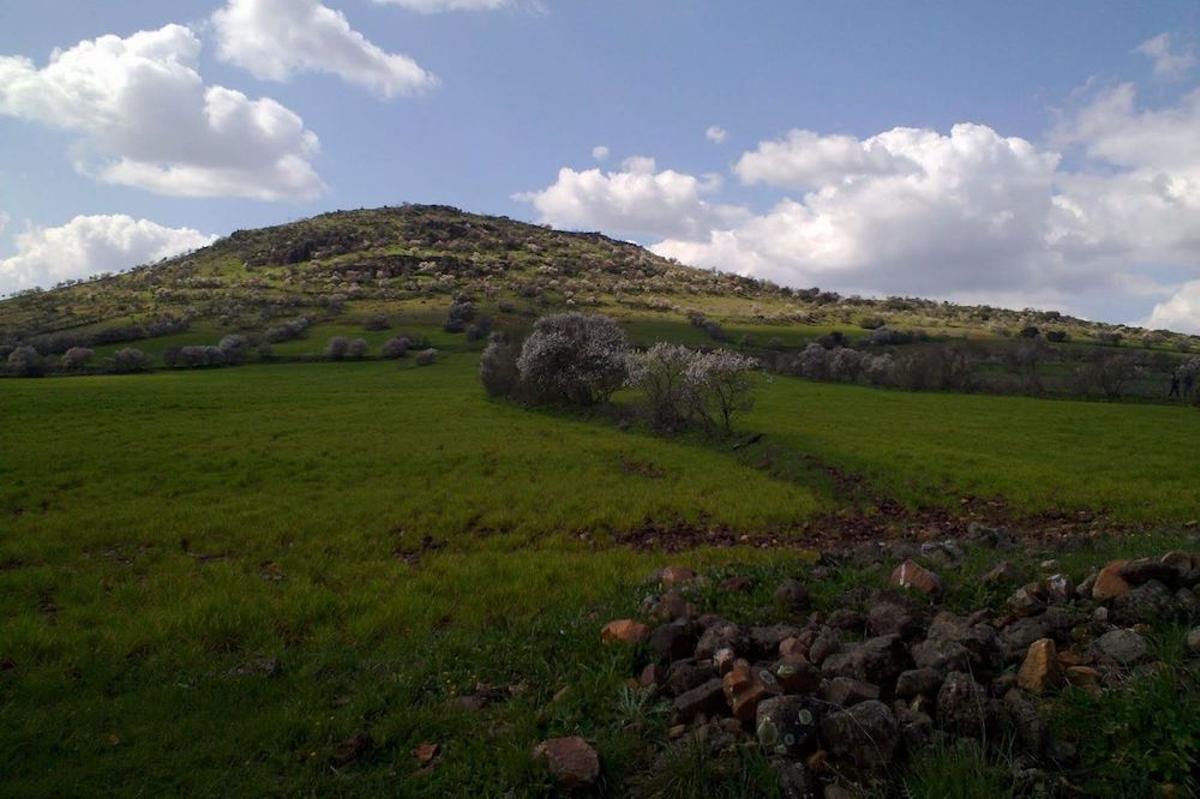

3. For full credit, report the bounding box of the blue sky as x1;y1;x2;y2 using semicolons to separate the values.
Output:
2;1;1199;330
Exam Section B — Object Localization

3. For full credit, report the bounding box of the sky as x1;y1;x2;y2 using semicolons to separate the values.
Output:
1;1;1199;331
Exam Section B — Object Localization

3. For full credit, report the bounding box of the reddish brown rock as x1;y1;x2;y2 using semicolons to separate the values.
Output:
413;742;440;766
1092;560;1131;601
533;736;600;791
601;619;651;645
638;663;664;688
1017;638;1063;695
889;560;942;596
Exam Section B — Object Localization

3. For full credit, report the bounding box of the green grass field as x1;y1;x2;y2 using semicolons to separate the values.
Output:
3;349;1199;796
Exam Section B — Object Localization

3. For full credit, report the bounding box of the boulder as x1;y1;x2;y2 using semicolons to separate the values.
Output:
601;619;650;645
1006;583;1046;618
533;736;600;791
775;579;811;612
773;655;822;694
1000;606;1077;660
889;560;942;596
769;757;812;799
1091;629;1149;666
648;621;697;663
1162;551;1200;584
820;677;880;707
866;601;921;639
1044;574;1074;604
895;667;942;699
1111;580;1175;627
666;659;718;696
911;637;971;676
1118;558;1179;588
672;678;726;723
819;700;899;771
694;620;748;659
1092;560;1131;601
750;625;802;659
1002;688;1047;755
936;672;990;738
1016;639;1064;695
723;662;770;723
757;695;822;757
808;627;841;666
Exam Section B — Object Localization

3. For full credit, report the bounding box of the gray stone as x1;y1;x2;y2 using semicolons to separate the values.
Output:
895;667;942;699
695;621;748;659
819;700;899;771
757;695;821;757
1092;629;1149;666
820;676;880;707
1111;580;1176;627
672;678;726;723
867;601;921;639
936;672;990;738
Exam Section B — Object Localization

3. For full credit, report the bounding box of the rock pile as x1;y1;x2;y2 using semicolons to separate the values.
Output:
600;541;1200;797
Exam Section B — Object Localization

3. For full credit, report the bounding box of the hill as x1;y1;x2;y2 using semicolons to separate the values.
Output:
3;204;1197;356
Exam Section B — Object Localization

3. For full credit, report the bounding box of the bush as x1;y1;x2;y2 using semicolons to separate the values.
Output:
862;353;896;386
626;343;697;432
265;317;310;343
169;346;226;368
111;348;152;374
60;347;95;371
465;316;494;342
479;334;520;397
1020;325;1041;339
218;334;249;364
858;316;885;330
364;314;390;331
325;336;349;361
347;338;369;359
7;345;44;377
1074;351;1140;398
381;336;411;359
893;344;975;392
828;347;863;382
415;348;438;366
1045;329;1069;343
685;349;759;434
516;313;628;405
795;343;829;379
443;299;475;333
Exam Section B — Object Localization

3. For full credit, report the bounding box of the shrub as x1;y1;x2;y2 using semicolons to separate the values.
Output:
325;336;349;360
701;319;728;342
364;314;390;331
765;337;785;350
795;342;829;379
516;313;628;405
61;347;95;371
415;348;438;366
381;336;411;359
1006;340;1045;394
858;316;885;330
443;299;475;333
893;344;976;392
1020;325;1041;339
1045;329;1069;343
626;343;697;432
265;317;310;343
218;334;249;364
7;345;44;377
347;338;369;359
862;353;896;386
828;347;864;382
479;334;520;397
111;348;152;374
685;349;759;434
465;316;494;342
1074;351;1140;398
171;346;226;368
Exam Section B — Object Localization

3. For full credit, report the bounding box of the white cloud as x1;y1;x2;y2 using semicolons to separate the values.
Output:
0;25;323;200
1146;281;1200;334
0;215;216;295
705;125;727;144
515;156;747;239
734;128;921;187
372;0;511;11
1134;32;1196;80
592;145;609;161
660;124;1066;298
213;0;436;98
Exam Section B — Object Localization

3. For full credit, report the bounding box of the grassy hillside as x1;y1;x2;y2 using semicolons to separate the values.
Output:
3;340;1198;795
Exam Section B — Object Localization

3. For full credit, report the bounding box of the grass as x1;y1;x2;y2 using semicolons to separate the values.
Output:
3;347;1200;796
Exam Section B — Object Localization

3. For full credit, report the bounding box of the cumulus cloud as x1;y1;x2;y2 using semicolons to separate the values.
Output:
0;215;216;295
705;125;727;144
734;128;921;188
1146;281;1200;334
592;145;609;161
0;25;323;200
372;0;511;11
213;0;436;98
1134;32;1196;80
515;156;747;239
657;124;1067;298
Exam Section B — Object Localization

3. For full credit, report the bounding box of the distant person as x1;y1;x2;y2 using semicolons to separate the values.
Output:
1169;375;1181;399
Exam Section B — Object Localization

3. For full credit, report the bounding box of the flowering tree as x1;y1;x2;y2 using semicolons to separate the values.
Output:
626;342;697;431
516;313;628;405
686;349;759;434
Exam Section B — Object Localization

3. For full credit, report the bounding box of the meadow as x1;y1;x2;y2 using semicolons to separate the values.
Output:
3;345;1199;796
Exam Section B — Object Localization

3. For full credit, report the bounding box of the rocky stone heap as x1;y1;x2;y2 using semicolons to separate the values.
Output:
553;538;1200;796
